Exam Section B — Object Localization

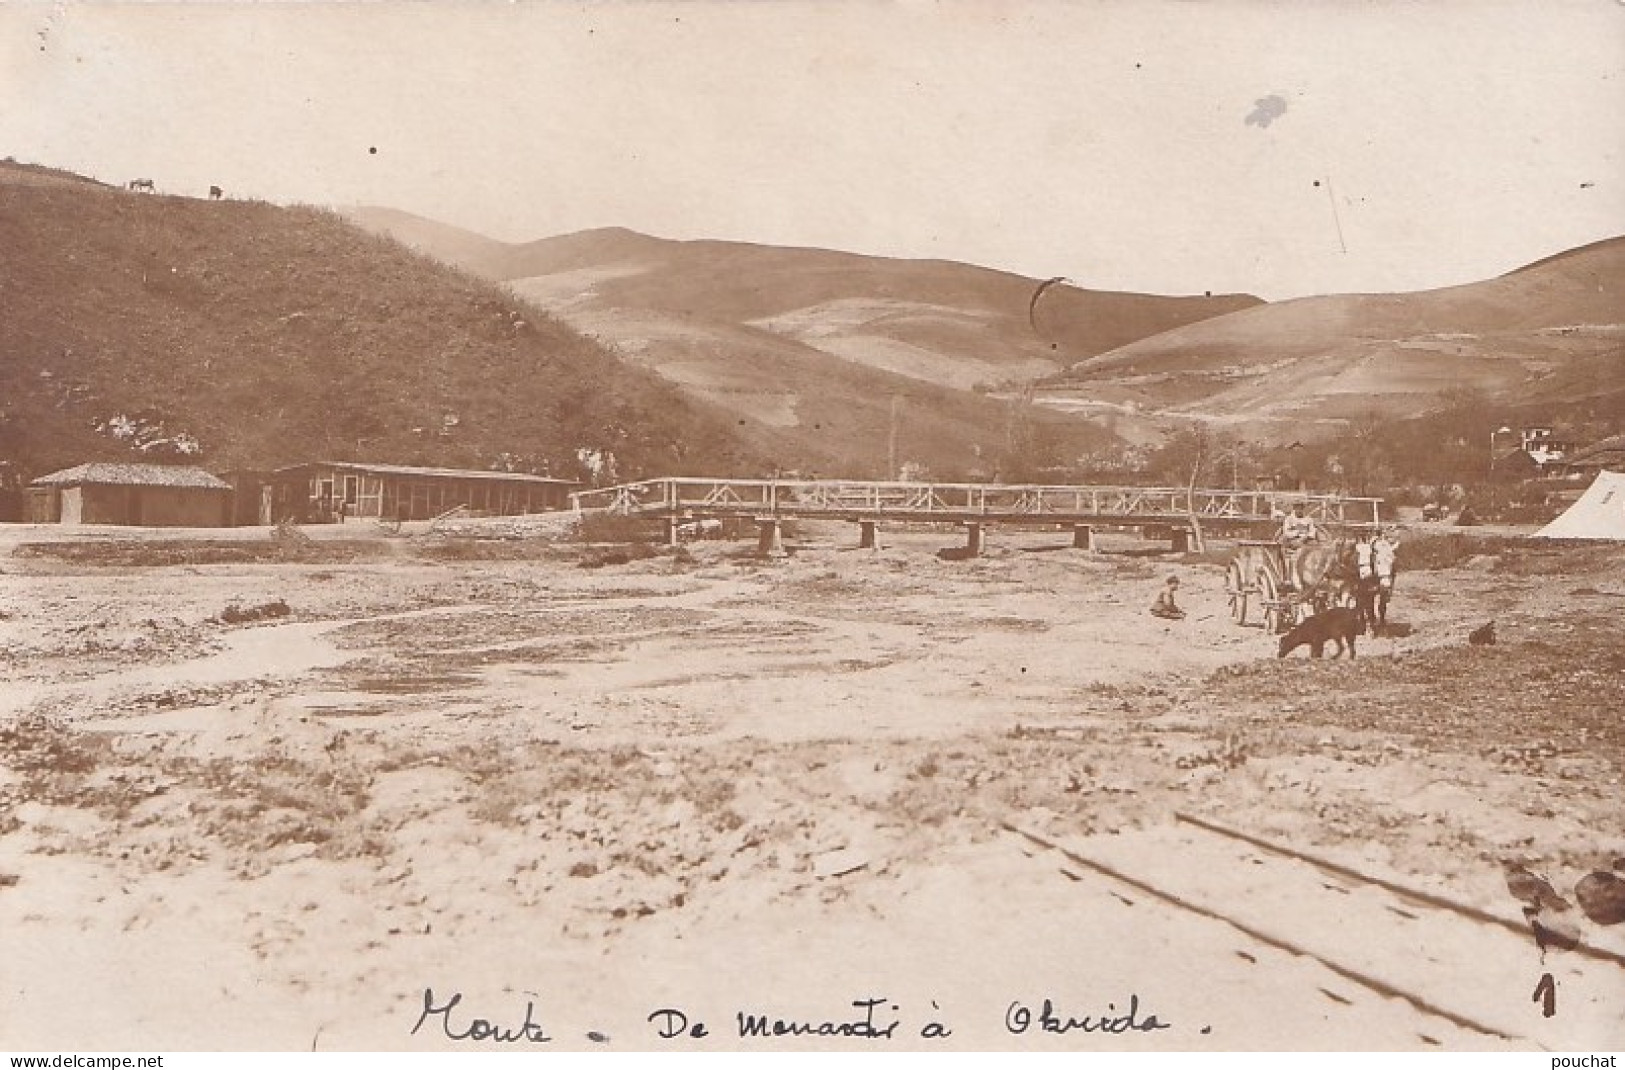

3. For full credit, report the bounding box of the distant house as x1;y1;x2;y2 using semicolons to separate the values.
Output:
1517;427;1573;473
26;463;232;526
1561;433;1625;478
263;462;578;524
1489;446;1540;482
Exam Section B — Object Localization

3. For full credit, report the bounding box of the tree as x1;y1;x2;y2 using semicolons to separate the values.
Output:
1148;424;1221;551
1147;425;1265;488
994;384;1069;482
1336;411;1393;495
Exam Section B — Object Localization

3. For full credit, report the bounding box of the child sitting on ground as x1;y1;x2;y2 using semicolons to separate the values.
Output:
1150;576;1185;620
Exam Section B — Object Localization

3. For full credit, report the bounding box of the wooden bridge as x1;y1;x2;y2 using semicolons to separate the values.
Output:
571;478;1384;555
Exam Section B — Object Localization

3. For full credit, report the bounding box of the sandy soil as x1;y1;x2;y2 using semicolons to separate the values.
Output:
1;520;1622;1051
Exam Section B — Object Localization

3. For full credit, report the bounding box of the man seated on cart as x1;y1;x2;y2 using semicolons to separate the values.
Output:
1277;502;1319;552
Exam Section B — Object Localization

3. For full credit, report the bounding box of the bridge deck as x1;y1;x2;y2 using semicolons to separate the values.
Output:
571;478;1383;529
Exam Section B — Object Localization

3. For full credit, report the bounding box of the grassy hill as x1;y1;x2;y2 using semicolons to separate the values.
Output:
12;162;1612;493
0;165;779;485
1038;237;1625;443
349;207;1623;461
0;167;1155;490
345;215;1262;385
346;211;1264;472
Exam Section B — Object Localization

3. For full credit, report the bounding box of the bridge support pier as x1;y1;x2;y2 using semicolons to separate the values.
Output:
1072;524;1096;551
662;517;681;548
858;520;878;550
755;518;785;558
1170;528;1192;553
964;522;984;557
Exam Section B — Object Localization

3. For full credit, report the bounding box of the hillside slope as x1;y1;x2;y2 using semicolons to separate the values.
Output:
0;167;773;483
344;211;1259;442
1039;237;1625;441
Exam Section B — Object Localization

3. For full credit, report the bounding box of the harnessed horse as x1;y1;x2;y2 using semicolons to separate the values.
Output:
1354;537;1398;633
1285;538;1359;616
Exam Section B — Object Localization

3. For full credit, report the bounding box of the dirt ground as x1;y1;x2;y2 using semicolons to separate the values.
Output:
1;519;1622;1051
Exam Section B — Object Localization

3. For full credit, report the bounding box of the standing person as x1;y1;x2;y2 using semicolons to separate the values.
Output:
1371;528;1399;629
1150;576;1186;620
1354;530;1379;633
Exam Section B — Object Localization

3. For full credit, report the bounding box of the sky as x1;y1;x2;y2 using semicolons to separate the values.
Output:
2;0;1623;300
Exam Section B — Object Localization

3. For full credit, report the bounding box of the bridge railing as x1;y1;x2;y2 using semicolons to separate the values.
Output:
572;479;1383;526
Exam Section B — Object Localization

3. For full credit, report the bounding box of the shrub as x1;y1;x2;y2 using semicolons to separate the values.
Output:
573;511;660;544
215;599;291;625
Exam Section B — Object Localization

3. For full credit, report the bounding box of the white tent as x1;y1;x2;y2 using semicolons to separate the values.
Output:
1535;469;1625;540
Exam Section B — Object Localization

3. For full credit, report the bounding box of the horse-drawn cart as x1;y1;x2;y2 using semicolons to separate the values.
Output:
1225;539;1357;634
1226;540;1288;633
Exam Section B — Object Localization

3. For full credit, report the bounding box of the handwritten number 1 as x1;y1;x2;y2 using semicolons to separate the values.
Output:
1531;972;1557;1018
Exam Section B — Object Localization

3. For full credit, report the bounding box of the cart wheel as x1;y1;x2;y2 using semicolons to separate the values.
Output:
1226;560;1250;626
1260;570;1287;634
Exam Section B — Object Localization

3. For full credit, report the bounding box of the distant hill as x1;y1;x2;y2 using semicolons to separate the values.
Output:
18;157;1612;493
346;210;1262;470
29;164;1603;492
0;162;769;484
345;214;1262;387
0;158;111;191
348;207;1624;458
1038;237;1625;443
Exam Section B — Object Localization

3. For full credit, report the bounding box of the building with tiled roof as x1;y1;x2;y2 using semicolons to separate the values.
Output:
26;463;232;526
1561;434;1625;477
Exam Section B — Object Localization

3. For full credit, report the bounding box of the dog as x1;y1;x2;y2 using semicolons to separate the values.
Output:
1277;606;1360;660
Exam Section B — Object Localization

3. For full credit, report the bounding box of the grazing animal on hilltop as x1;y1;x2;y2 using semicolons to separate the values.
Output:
209;185;224;200
1277;606;1360;660
127;178;155;193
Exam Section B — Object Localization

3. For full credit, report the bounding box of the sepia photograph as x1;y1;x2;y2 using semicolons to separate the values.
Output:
1;0;1622;1054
